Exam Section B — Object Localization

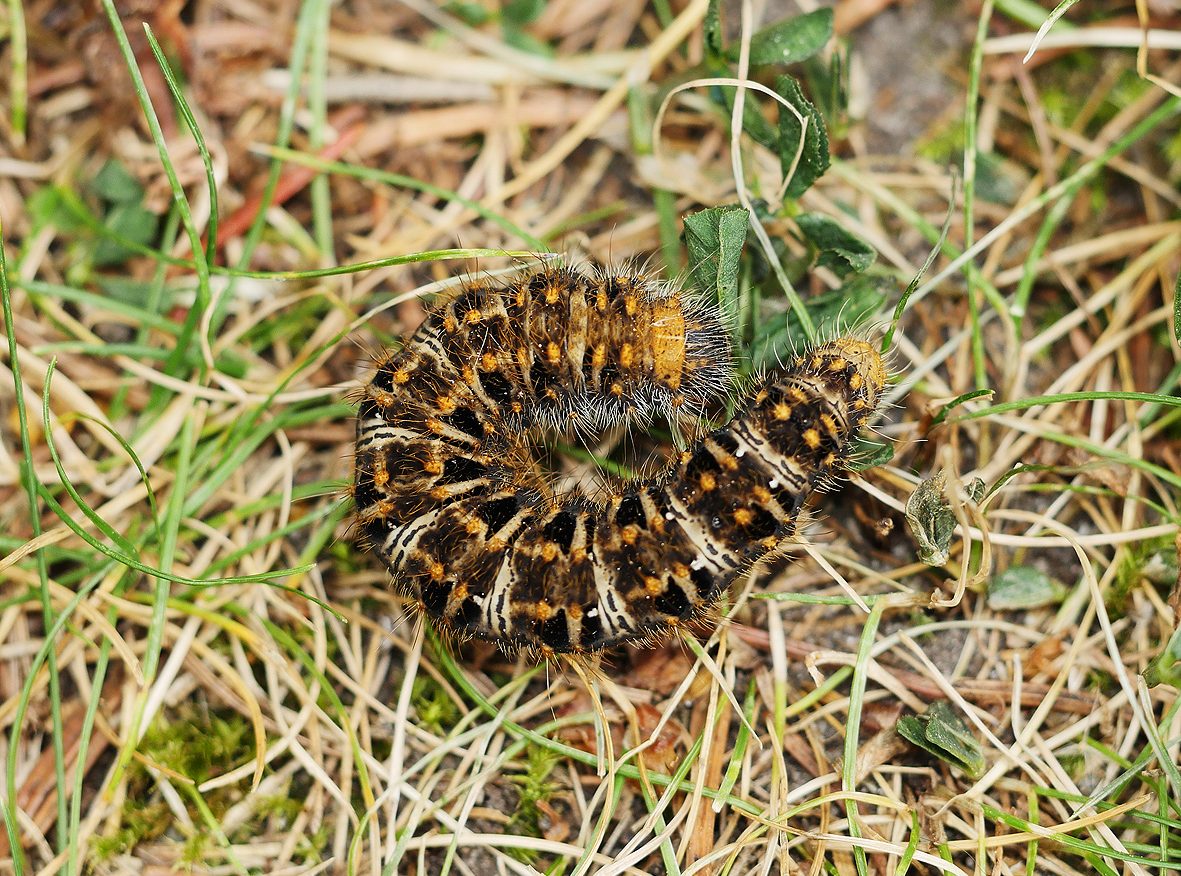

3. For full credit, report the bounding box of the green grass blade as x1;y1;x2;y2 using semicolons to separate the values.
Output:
963;0;994;390
258;146;550;252
99;0;212;384
5;0;27;143
950;390;1181;422
0;188;43;876
842;598;888;876
142;25;220;267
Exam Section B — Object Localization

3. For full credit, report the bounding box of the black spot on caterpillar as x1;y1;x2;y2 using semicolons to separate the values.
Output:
353;264;887;657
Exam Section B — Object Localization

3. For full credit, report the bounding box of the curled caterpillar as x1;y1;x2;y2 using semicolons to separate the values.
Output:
353;264;886;657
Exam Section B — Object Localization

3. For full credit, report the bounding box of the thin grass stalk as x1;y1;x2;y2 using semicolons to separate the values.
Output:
98;1;213;385
5;0;27;144
0;193;52;876
308;0;334;260
842;597;889;876
964;0;995;392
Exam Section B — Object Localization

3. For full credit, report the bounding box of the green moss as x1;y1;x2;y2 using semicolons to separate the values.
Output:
508;744;562;837
1110;535;1179;616
1085;669;1118;695
179;832;213;869
89;800;170;860
254;792;304;826
91;703;263;864
502;744;563;864
915;115;965;165
139;705;253;794
412;674;462;734
294;824;332;864
1058;750;1086;781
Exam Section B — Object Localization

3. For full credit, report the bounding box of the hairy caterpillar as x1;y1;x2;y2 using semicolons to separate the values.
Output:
353;264;886;656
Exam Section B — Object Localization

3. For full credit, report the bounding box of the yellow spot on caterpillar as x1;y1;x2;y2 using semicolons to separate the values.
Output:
393;369;411;385
619;342;634;370
462;365;477;385
650;299;686;389
734;508;754;526
423;459;443;476
828;357;848;372
436;394;457;414
546;341;561;366
819;413;838;437
644;576;662;595
719;454;738;472
443;314;458;333
592;346;607;368
623;294;638;316
699;472;717;491
811;356;824;370
536;600;553;620
425;418;445;435
464;308;481;325
465;517;483;534
429;561;445;581
481;352;498;371
430;486;448;500
849;372;863;391
787;387;808;403
517;347;530;369
545;284;561;305
621;524;640;545
541;543;559;563
751;485;770;503
773;402;793;420
822;452;837;467
803;428;821;449
373;466;389;488
610;383;624;397
671;562;690;579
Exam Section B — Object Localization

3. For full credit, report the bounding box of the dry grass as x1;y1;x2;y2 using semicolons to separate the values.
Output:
2;1;1180;874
